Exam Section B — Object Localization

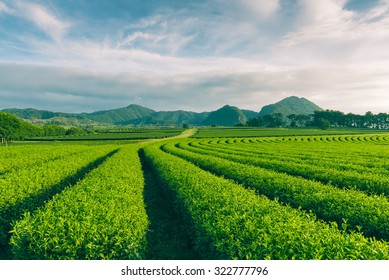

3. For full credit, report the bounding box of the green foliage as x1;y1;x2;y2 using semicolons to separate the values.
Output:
3;130;389;260
0;146;116;246
29;128;183;141
0;145;88;175
143;143;389;260
194;127;385;138
0;112;22;140
163;140;389;241
65;126;85;135
316;118;331;130
10;146;148;260
313;110;389;129
189;139;389;197
0;112;44;141
43;125;66;136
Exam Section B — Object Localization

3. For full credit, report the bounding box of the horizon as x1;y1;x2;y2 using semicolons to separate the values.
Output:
3;96;388;116
1;1;389;114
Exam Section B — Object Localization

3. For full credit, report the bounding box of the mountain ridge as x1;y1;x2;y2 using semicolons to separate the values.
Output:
1;96;322;126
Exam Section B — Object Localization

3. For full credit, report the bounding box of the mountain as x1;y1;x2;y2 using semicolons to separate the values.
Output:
86;104;155;124
127;110;209;126
1;96;322;127
242;109;259;120
202;105;248;126
259;96;322;116
2;108;79;119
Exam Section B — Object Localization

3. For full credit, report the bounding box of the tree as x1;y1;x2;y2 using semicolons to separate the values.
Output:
316;118;330;130
43;125;66;136
247;116;264;127
0;112;22;144
66;127;85;136
287;114;297;127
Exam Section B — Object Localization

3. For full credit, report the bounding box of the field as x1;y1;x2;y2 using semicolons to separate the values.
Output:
25;128;183;141
194;127;389;138
1;128;389;260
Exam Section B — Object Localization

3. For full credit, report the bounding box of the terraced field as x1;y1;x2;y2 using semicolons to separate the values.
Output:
1;132;389;260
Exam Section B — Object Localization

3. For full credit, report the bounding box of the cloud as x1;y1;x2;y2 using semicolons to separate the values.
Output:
1;63;389;114
298;0;350;23
0;2;12;13
6;0;70;42
278;0;389;72
282;0;354;47
240;0;280;19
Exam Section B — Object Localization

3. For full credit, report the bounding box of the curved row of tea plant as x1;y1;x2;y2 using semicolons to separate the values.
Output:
0;145;90;175
205;141;389;171
195;140;389;176
193;128;389;139
215;137;389;161
11;146;148;260
203;138;389;185
143;142;389;259
243;134;389;143
0;146;117;246
186;141;389;197
162;141;389;241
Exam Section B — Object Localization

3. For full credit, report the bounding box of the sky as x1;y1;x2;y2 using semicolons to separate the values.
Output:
1;0;389;114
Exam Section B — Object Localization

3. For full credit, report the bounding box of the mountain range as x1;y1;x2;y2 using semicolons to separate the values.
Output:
1;96;322;127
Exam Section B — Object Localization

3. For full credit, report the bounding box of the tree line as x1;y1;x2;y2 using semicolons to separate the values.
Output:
0;112;86;143
244;110;389;130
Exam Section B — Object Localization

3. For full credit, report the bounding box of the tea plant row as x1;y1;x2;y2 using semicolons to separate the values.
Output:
11;146;148;259
142;142;389;259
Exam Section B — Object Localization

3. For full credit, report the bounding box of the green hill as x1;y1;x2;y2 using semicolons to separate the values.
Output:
86;104;155;124
1;96;321;127
259;96;322;116
242;109;259;120
127;110;209;126
202;105;248;126
2;108;78;119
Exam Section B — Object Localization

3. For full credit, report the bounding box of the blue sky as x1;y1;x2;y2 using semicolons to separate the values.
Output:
1;0;389;113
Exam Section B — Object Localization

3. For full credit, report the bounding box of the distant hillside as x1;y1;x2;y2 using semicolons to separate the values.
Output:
128;110;209;126
2;108;78;119
259;96;322;116
1;96;323;127
202;105;247;126
242;109;259;120
86;104;155;124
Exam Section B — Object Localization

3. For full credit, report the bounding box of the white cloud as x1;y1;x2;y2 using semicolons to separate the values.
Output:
278;0;389;72
240;0;280;19
298;0;350;23
0;2;13;14
25;3;69;42
282;0;354;47
7;1;70;42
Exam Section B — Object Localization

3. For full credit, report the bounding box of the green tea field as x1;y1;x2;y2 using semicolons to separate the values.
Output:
1;130;389;260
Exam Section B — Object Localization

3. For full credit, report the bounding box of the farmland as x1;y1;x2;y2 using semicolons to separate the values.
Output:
25;128;183;141
1;129;389;260
193;127;389;138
